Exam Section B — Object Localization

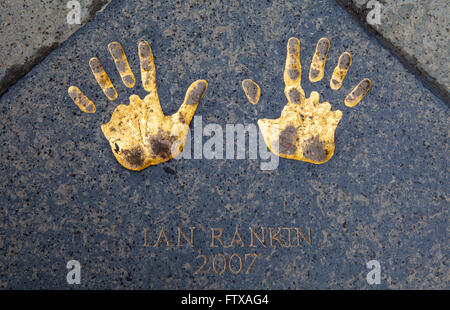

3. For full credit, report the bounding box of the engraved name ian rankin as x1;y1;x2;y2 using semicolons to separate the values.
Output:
143;226;312;275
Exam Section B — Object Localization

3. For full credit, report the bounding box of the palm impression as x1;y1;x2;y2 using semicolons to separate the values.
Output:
68;40;208;171
242;37;371;164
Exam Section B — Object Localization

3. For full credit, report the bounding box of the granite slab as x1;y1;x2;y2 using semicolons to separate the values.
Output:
0;0;448;289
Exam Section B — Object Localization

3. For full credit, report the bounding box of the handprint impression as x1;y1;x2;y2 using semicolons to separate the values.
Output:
243;37;371;164
68;40;207;171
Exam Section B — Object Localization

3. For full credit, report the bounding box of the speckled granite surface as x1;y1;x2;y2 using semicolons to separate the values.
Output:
0;0;111;95
335;0;450;102
0;0;448;289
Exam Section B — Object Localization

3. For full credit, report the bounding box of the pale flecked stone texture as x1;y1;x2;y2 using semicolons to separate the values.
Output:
0;0;111;95
335;0;450;102
0;0;448;289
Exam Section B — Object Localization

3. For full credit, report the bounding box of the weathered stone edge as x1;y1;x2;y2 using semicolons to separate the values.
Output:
0;0;111;97
334;0;449;104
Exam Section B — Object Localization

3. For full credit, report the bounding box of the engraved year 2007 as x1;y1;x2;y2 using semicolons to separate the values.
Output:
194;253;260;275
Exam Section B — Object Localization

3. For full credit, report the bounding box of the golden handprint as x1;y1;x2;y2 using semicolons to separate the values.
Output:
68;40;207;171
243;37;371;164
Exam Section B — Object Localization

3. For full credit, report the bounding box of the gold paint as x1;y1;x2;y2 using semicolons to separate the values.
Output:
309;38;330;82
68;86;95;113
249;227;267;248
284;37;303;92
213;254;227;275
153;227;171;247
194;255;211;275
229;226;245;247
258;90;342;164
229;254;243;274
296;227;313;246
138;40;156;93
143;228;150;247
102;79;207;171
210;228;225;247
108;42;136;88
255;37;372;164
242;79;261;105
244;253;260;274
330;52;352;90
177;227;195;247
345;78;372;107
89;57;118;100
194;253;261;275
286;227;296;247
70;41;207;171
283;227;313;247
269;227;286;247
